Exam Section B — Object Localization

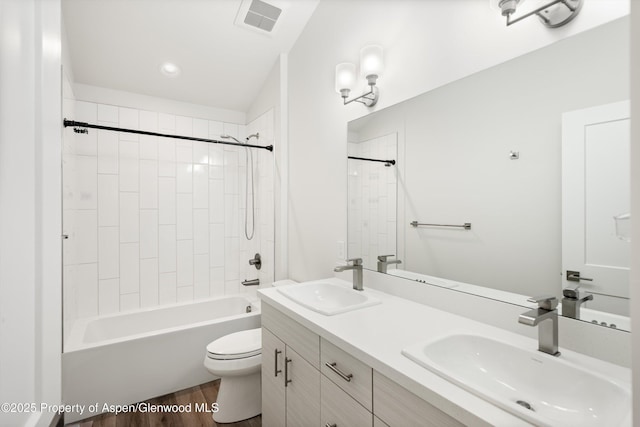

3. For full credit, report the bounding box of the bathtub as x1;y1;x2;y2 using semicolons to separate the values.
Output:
62;295;260;423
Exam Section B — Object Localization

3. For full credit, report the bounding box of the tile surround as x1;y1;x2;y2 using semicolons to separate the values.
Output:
63;101;275;335
348;133;398;269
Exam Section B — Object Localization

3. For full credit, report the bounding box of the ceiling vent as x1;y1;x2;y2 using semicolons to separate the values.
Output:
240;0;282;33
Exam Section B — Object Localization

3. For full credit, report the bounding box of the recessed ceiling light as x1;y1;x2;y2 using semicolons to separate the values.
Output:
160;62;181;78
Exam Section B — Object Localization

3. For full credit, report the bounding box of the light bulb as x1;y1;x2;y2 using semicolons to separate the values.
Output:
160;62;181;78
360;45;384;79
335;63;356;94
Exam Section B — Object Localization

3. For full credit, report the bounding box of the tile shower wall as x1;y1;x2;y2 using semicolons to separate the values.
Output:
62;101;274;336
347;133;397;270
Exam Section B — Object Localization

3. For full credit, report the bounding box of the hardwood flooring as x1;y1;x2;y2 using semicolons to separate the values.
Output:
65;380;261;427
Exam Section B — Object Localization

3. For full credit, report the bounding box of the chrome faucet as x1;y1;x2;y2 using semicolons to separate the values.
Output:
518;295;560;356
377;255;402;274
561;284;593;320
334;258;363;291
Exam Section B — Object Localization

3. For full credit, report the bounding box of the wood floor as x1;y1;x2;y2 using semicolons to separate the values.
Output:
65;380;261;427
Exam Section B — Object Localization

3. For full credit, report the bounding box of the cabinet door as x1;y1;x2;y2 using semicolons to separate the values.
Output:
373;371;464;427
285;346;320;427
262;328;286;427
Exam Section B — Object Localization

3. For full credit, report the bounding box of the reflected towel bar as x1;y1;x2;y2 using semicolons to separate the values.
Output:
410;221;471;230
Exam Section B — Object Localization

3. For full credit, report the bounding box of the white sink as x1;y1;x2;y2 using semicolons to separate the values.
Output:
402;333;631;427
277;281;381;315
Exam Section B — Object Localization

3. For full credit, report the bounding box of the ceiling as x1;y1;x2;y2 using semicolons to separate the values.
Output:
62;0;319;112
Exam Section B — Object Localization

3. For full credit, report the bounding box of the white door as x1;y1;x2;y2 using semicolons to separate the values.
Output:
562;101;630;299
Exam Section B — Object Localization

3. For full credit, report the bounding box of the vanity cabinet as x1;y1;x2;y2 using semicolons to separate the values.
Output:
261;301;464;427
373;371;464;427
320;337;373;426
320;338;372;410
261;303;320;427
321;375;372;427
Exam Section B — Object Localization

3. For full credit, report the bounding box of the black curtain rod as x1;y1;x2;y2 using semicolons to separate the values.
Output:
63;119;273;152
348;156;396;166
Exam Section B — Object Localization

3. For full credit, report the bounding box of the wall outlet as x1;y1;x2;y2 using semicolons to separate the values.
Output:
337;240;345;260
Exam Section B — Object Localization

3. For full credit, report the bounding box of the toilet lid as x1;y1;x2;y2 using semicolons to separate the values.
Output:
207;328;262;360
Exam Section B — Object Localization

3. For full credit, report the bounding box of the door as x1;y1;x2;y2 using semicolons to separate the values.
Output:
562;101;630;299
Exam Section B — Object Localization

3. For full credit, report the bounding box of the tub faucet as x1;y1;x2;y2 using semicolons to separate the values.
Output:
561;284;593;320
518;295;560;356
377;255;402;274
334;258;363;291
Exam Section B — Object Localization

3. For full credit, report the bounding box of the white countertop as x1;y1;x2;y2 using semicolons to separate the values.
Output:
258;278;631;427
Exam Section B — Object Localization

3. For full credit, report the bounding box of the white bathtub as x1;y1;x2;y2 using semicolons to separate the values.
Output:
62;295;261;423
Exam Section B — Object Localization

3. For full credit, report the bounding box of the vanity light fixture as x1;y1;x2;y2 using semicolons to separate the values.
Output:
335;44;383;107
498;0;583;27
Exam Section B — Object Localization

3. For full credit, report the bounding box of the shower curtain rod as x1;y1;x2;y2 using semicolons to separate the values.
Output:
63;119;273;152
348;156;396;166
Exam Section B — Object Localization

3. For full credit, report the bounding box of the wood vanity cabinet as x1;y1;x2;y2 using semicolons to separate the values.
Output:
261;302;463;427
320;337;373;427
373;371;464;427
261;304;320;427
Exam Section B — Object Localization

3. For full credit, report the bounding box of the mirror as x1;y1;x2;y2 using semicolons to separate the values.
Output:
347;17;630;331
347;127;399;272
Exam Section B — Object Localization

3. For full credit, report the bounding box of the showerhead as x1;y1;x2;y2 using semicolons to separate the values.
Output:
220;134;242;144
221;133;260;143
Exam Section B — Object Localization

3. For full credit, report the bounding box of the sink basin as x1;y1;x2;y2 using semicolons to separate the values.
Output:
278;281;381;315
402;333;631;427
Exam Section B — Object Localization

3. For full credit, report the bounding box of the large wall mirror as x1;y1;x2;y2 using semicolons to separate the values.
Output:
347;17;630;332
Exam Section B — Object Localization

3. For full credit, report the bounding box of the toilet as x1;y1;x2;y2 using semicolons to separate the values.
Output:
203;279;297;423
204;328;262;423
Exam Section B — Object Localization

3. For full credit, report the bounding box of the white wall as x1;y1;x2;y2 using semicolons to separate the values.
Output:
245;56;289;281
247;58;280;124
0;0;62;426
287;0;629;281
73;84;245;125
629;1;640;424
61;95;275;341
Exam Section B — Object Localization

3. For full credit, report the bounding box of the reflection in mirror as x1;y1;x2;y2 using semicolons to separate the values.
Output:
346;17;630;331
347;131;398;272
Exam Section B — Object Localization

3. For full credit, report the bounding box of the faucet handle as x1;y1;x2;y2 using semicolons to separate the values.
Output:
346;258;363;266
527;295;558;310
377;255;396;262
562;283;581;298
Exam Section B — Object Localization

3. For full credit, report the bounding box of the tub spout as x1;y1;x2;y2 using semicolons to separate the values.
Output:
242;278;260;286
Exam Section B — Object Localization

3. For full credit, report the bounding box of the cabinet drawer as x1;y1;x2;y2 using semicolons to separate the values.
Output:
373;371;464;427
321;375;372;427
262;302;320;367
321;338;372;410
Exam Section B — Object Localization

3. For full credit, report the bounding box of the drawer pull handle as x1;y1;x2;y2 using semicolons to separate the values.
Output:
274;349;282;377
285;357;292;387
325;362;353;382
325;424;337;427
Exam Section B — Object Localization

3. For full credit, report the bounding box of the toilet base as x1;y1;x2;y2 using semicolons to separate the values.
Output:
212;371;262;423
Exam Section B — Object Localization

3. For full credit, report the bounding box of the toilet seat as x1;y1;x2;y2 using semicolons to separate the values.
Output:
206;328;261;360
